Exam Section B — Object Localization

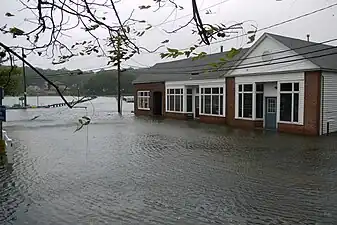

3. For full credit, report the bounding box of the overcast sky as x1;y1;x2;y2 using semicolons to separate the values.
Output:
1;0;337;71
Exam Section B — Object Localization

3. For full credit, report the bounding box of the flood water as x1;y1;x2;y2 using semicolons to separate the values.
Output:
1;96;337;224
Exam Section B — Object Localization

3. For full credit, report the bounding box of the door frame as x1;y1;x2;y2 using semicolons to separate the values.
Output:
264;96;277;130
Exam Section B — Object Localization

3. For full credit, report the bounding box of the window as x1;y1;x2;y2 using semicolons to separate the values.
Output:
187;89;193;112
238;84;253;118
280;82;300;123
137;91;150;110
267;98;276;113
256;83;264;119
200;87;224;116
166;88;183;112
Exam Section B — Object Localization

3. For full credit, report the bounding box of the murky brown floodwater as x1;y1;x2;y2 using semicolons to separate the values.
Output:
1;96;337;225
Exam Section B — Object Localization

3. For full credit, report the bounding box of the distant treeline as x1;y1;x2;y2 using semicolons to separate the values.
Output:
24;67;140;96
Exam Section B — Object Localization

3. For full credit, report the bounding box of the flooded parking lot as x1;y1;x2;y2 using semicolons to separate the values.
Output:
1;97;337;224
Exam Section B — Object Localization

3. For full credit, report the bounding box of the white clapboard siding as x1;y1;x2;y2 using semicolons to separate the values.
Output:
321;72;337;134
229;36;318;76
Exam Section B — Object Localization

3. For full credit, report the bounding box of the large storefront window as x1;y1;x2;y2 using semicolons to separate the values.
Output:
200;87;224;116
137;91;150;110
280;82;299;122
238;83;264;119
238;84;253;118
167;88;184;112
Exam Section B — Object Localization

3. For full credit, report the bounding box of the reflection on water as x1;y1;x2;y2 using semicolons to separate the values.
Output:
1;96;337;224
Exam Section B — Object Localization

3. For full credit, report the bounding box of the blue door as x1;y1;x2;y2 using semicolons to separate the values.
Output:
265;97;277;130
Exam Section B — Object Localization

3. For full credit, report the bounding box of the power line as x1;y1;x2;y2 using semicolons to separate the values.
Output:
153;0;231;27
38;0;337;67
26;40;337;80
192;2;337;49
143;45;337;75
55;0;231;48
144;48;337;74
146;37;337;71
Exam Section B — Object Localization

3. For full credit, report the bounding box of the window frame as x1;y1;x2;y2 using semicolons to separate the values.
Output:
237;84;254;119
137;90;150;110
200;87;224;117
186;88;193;113
279;82;300;123
255;83;264;119
166;88;184;113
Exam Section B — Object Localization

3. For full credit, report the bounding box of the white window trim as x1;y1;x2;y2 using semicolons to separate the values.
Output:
137;91;150;110
278;82;301;124
200;87;225;117
236;83;254;119
166;88;184;113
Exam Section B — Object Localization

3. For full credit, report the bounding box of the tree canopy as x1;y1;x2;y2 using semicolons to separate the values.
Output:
0;67;22;96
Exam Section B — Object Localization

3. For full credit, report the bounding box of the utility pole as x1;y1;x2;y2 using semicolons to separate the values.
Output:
117;36;122;114
22;48;27;108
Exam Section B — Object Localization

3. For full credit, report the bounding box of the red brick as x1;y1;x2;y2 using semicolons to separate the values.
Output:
134;83;165;117
278;71;321;136
226;77;263;129
165;112;188;120
303;71;321;135
199;115;226;124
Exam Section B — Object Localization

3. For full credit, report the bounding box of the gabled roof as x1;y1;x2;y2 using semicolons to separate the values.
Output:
267;33;337;71
133;33;337;84
132;49;249;84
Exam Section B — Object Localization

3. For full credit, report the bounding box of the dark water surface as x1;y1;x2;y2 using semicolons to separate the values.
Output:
1;97;337;224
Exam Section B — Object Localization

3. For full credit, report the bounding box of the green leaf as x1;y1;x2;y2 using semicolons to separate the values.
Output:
184;51;191;58
5;12;14;17
139;5;151;9
160;53;169;59
9;27;25;36
209;63;218;68
226;48;240;59
167;48;179;53
219;58;227;62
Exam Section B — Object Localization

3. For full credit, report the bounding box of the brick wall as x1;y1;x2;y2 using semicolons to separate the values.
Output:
226;77;236;125
277;71;321;136
225;77;263;129
134;82;165;117
304;71;321;135
165;112;189;120
199;115;226;124
278;123;304;134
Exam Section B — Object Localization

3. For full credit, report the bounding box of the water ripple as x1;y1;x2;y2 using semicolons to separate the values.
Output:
1;97;337;224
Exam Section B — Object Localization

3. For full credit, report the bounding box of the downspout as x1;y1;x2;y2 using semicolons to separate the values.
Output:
321;74;324;135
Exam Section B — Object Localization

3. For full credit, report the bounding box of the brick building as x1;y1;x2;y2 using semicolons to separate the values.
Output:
133;33;337;136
